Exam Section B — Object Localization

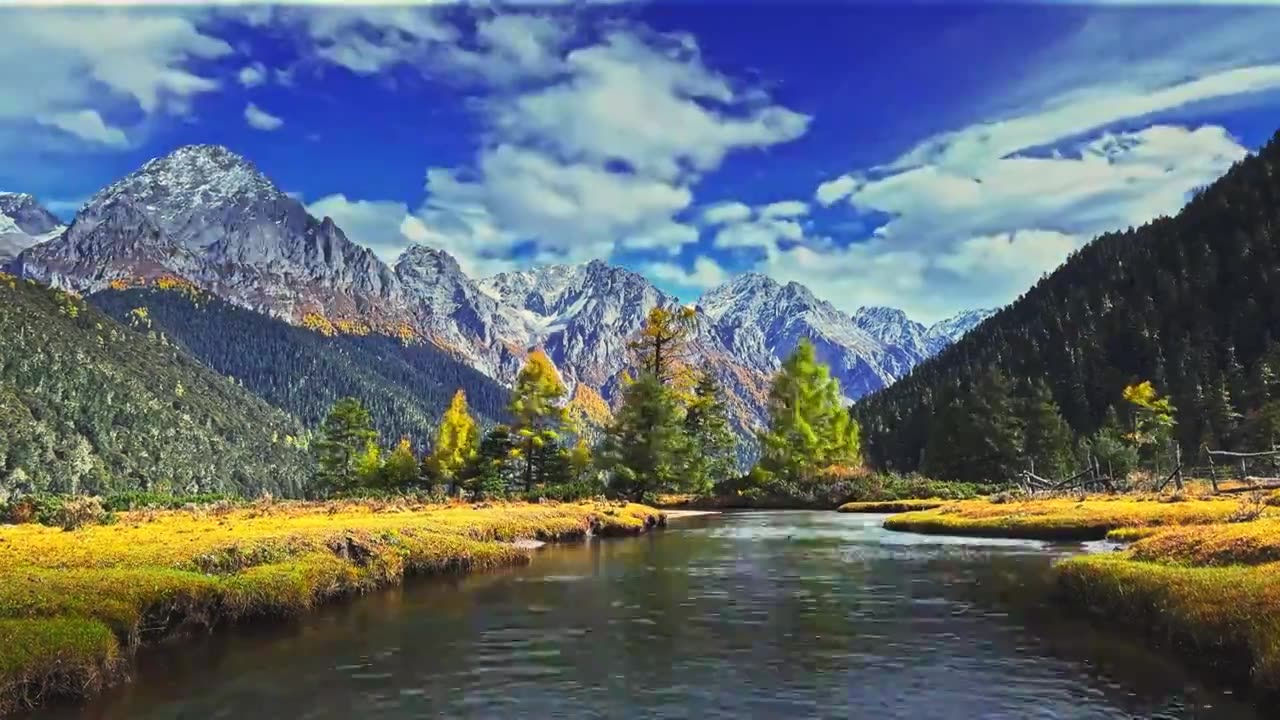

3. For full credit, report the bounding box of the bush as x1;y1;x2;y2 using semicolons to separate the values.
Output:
1;493;68;525
101;491;238;512
53;496;113;531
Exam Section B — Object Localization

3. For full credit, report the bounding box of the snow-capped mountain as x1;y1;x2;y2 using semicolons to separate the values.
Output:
0;193;63;264
924;308;996;354
14;145;407;329
7;144;987;437
702;274;903;399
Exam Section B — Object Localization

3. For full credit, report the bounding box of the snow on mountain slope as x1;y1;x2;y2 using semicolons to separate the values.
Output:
925;308;997;354
0;192;63;264
14;145;408;329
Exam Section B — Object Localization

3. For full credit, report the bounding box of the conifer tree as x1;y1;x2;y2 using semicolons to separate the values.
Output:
599;372;687;502
429;389;479;492
510;350;570;491
314;397;378;493
627;306;696;386
382;437;419;489
1020;381;1077;479
464;425;519;499
921;369;1023;484
683;372;737;493
757;339;861;484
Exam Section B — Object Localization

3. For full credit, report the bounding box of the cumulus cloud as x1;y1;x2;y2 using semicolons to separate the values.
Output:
36;109;128;147
759;200;808;219
243;102;284;130
238;62;267;87
805;86;1256;321
700;201;752;225
0;8;231;150
306;193;415;262
645;256;732;291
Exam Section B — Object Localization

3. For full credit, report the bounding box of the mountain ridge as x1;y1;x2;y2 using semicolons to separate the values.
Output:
10;144;988;437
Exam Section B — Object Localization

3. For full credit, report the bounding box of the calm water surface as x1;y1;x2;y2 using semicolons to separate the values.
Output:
46;511;1259;719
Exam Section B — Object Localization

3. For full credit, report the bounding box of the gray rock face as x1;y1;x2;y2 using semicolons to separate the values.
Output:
7;144;986;438
15;145;408;327
0;192;63;264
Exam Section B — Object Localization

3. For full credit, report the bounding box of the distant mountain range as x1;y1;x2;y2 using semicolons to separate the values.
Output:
6;145;992;435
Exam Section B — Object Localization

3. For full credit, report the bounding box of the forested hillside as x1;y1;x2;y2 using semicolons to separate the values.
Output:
90;287;511;445
0;275;312;498
856;129;1280;479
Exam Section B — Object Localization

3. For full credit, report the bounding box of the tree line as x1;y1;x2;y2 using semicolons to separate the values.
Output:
855;129;1280;483
313;307;865;503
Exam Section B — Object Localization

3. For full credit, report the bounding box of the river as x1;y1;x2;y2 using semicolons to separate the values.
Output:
42;511;1258;719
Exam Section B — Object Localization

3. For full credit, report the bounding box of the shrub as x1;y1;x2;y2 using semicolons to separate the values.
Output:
54;497;112;531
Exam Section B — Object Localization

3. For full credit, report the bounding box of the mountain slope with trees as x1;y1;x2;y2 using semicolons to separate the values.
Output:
89;287;511;447
0;275;311;498
856;129;1280;480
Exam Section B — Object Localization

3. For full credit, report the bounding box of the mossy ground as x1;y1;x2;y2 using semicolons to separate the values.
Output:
0;499;662;715
881;494;1264;541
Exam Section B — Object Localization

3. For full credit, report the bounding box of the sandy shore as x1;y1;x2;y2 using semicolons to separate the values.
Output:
662;509;721;520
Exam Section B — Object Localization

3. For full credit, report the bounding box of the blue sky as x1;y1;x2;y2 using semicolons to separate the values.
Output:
3;2;1280;322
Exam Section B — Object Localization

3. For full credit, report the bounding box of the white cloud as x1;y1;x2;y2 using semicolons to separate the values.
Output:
815;174;856;206
405;23;808;272
36;109;128;147
0;8;231;150
759;200;808;219
646;256;731;291
306;193;415;262
492;32;809;183
243;102;284;130
238;62;267;87
700;201;752;225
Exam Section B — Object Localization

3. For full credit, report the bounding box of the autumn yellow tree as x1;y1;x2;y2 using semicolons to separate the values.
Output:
627;305;697;386
429;389;479;493
510;349;570;492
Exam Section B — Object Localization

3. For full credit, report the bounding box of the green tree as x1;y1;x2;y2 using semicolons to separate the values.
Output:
599;372;688;502
1087;408;1139;481
429;389;480;493
382;437;420;489
1020;381;1077;479
314;397;378;493
757;339;861;484
509;350;570;492
922;369;1024;484
683;372;737;494
464;425;519;499
1122;380;1177;470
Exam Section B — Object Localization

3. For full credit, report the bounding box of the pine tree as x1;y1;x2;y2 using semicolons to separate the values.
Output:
314;397;378;494
382;437;419;489
757;339;861;484
683;372;737;494
921;369;1023;484
599;372;687;502
509;350;570;491
429;389;479;493
1020;381;1077;479
627;306;696;386
464;425;519;499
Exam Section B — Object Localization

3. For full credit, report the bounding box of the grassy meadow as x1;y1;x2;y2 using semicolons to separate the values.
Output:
0;499;663;715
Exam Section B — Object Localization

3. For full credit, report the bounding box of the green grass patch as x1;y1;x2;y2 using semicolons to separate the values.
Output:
0;618;123;716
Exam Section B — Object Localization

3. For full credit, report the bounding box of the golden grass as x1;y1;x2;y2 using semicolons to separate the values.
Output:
1125;518;1280;566
1056;554;1280;694
882;494;1263;541
836;499;951;514
0;500;662;715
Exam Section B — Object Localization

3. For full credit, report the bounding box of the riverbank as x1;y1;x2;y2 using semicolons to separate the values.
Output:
0;499;664;716
881;494;1262;540
1056;519;1280;696
875;492;1280;701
